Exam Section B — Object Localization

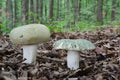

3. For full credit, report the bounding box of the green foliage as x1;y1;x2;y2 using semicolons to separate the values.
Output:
0;17;11;34
47;21;65;32
1;0;120;34
0;23;11;34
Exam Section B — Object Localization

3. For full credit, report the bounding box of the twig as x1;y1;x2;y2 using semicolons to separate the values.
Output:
67;69;82;78
67;65;93;78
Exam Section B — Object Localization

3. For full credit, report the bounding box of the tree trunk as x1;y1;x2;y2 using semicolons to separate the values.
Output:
40;0;43;23
0;1;2;34
73;0;79;24
30;0;34;22
49;0;54;21
57;0;60;20
66;0;70;18
0;1;2;16
22;0;29;24
36;0;40;22
65;0;70;28
97;0;103;25
33;0;37;22
111;0;116;21
6;0;13;28
1;1;6;25
14;0;19;26
44;2;47;23
78;0;81;21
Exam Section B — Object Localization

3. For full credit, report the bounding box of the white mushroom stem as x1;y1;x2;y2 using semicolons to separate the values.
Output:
67;50;80;70
22;44;38;63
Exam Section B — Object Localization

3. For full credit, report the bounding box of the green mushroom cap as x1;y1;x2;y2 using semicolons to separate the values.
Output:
53;39;95;51
9;24;50;45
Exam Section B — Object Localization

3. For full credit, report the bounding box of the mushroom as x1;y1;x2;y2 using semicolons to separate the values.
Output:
53;39;95;70
9;24;50;63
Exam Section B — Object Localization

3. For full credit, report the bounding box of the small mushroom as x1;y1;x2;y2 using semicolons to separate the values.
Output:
9;24;50;63
53;39;95;70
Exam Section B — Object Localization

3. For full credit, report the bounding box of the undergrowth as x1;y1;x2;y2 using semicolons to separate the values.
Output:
0;19;120;34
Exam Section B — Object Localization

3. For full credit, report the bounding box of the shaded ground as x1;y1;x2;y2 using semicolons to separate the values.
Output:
1;26;120;80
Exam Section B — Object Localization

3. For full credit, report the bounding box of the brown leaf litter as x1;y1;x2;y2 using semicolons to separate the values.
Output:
0;26;120;80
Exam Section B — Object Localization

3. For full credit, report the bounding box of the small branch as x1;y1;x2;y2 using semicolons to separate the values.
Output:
67;65;93;78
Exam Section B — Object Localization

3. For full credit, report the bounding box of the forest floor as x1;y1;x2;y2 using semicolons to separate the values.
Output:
0;26;120;80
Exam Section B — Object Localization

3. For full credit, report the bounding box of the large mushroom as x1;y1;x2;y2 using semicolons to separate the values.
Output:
9;24;50;63
53;39;95;70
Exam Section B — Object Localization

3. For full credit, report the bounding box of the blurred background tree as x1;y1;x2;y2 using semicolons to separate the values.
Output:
0;0;120;33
